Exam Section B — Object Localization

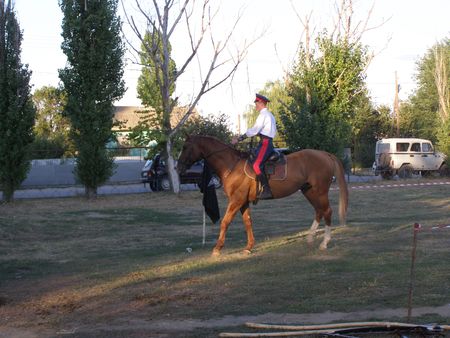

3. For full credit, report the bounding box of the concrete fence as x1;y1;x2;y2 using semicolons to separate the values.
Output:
21;157;146;188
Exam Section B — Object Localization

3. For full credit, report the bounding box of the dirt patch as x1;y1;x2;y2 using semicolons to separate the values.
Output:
1;186;449;337
1;305;449;337
84;305;450;332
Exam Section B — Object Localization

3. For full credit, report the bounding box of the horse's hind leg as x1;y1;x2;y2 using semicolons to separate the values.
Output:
304;191;332;250
319;202;332;250
307;218;321;246
240;203;255;254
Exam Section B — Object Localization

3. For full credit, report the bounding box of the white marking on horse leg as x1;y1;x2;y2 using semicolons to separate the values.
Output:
307;219;320;244
320;225;331;250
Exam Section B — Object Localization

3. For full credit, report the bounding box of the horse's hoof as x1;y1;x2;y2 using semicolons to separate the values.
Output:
211;249;221;256
319;244;327;251
242;249;252;255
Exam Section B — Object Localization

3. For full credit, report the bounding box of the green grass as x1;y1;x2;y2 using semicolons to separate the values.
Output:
0;181;449;337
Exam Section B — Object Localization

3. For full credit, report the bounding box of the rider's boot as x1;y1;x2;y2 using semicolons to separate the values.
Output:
257;174;273;200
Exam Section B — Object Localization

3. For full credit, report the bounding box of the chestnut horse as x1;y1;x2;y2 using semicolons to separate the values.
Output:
177;135;348;255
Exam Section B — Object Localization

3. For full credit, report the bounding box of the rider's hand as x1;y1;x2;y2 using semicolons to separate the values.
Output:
231;137;238;145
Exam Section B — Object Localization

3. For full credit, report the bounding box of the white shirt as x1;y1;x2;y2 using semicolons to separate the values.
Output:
245;108;277;139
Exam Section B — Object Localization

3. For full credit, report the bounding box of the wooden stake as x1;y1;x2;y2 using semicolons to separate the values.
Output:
407;222;421;321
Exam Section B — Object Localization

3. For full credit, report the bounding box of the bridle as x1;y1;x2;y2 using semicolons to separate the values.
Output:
182;141;241;179
204;146;231;159
204;145;242;179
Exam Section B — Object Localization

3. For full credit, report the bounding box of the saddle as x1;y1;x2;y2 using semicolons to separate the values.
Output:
244;150;287;180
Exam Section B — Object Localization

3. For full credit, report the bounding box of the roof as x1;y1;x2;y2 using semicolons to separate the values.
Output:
112;105;199;131
113;106;144;131
378;138;433;144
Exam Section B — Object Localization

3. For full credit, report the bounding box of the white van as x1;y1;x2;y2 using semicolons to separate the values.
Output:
373;138;448;179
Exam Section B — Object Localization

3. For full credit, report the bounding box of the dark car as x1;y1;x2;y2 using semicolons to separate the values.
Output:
141;153;221;191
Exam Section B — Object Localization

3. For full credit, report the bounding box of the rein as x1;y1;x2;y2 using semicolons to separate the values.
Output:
204;146;231;159
203;145;241;179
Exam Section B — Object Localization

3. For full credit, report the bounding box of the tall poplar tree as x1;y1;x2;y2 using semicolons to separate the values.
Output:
0;0;35;202
59;0;125;198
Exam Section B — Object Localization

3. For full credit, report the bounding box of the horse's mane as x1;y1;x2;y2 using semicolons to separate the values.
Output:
190;135;249;158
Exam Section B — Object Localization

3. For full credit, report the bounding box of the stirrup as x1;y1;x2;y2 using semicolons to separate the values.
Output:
258;186;273;200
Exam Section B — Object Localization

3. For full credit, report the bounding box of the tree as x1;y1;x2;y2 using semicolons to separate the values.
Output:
352;100;392;167
281;0;387;163
0;0;35;202
33;86;68;140
137;29;177;114
398;46;441;142
397;101;438;140
184;114;233;144
281;34;370;156
124;0;257;193
59;0;125;198
126;29;177;158
398;38;449;159
31;86;75;158
432;39;450;160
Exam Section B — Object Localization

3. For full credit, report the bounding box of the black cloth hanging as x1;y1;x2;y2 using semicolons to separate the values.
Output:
200;161;220;224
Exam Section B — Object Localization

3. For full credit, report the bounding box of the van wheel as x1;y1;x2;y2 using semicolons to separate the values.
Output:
421;170;432;177
381;170;393;180
211;175;222;189
439;163;450;177
197;175;222;190
150;181;162;192
379;153;391;168
398;164;413;179
160;177;171;191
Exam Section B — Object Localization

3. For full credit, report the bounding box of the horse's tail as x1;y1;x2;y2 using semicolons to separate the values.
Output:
332;155;348;226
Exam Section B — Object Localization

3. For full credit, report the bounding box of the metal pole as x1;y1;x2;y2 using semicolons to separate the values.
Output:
407;223;421;322
202;210;206;246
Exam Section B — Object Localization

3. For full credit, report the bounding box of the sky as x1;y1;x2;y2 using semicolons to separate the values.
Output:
15;0;450;131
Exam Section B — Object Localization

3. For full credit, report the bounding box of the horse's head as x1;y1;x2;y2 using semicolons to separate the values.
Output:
177;135;202;175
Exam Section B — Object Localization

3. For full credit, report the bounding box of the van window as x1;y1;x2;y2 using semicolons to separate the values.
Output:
377;143;390;153
410;143;420;152
396;143;409;152
422;143;433;152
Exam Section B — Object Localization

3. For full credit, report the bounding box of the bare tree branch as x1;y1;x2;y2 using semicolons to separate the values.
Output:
290;1;313;104
122;0;264;193
176;0;208;80
167;0;189;39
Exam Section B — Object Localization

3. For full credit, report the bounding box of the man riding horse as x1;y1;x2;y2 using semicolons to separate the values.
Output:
232;93;277;200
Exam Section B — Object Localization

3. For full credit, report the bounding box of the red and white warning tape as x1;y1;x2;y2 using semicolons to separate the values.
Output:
432;224;450;229
414;222;450;231
330;180;450;191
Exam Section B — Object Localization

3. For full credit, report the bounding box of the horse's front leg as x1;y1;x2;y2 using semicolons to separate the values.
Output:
240;202;254;254
212;202;242;256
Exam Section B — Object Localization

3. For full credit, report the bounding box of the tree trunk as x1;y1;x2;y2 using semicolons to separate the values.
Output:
2;183;14;203
434;46;449;123
85;186;97;199
166;139;180;194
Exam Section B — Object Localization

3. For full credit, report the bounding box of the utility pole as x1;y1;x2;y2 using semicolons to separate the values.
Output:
393;71;400;137
237;113;241;135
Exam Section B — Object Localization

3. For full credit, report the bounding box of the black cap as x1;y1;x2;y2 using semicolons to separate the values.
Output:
254;93;270;103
